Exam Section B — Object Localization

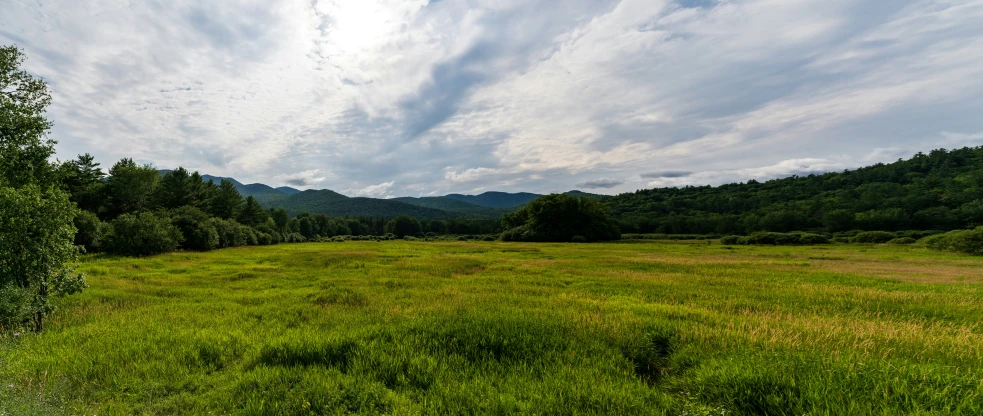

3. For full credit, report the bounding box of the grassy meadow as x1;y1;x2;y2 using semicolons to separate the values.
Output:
1;240;982;415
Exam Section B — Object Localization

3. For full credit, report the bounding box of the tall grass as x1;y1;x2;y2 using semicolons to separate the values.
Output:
1;241;981;414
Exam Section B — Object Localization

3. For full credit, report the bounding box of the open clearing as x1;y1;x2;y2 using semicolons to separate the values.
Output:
2;241;982;415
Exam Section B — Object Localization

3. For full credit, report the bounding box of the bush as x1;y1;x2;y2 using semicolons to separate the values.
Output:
886;237;917;245
730;232;830;246
831;237;851;244
170;206;219;251
103;212;183;256
621;233;722;240
923;227;983;256
570;235;588;243
796;233;830;245
720;235;741;245
209;218;258;248
73;210;109;253
482;235;496;242
851;231;896;244
283;233;306;243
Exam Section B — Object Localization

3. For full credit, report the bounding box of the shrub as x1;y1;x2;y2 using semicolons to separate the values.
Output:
720;235;741;245
571;235;588;243
795;233;830;245
744;232;780;245
403;236;417;241
733;232;829;246
831;237;851;244
886;237;917;245
482;235;495;242
73;210;109;253
283;233;306;243
209;218;257;248
170;206;218;251
103;212;183;256
923;227;983;256
851;231;896;244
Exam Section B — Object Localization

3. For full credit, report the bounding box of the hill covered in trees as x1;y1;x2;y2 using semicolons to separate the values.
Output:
607;147;983;235
156;171;608;219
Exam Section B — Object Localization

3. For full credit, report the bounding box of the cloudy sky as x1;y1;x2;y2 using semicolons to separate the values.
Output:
3;0;982;197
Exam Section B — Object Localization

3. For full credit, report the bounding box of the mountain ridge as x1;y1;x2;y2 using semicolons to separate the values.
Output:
159;169;604;218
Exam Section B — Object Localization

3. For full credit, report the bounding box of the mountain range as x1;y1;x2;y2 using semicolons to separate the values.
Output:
179;172;604;219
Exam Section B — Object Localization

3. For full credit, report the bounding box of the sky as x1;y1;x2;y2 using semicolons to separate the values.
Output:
3;0;983;198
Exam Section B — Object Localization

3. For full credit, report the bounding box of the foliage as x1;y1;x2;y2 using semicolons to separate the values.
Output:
73;209;109;252
237;196;268;227
0;46;59;189
156;167;211;210
61;153;105;213
210;179;244;220
609;147;983;234
923;227;983;256
104;158;159;218
103;212;184;256
851;231;896;244
501;194;620;242
886;237;917;245
385;215;422;238
0;186;86;331
0;46;85;332
209;217;258;248
623;233;722;240
169;206;219;251
721;232;829;246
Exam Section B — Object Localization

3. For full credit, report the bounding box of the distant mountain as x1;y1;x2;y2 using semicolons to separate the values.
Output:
442;191;607;208
563;190;610;200
393;197;510;216
159;170;604;219
276;186;301;195
443;192;543;208
266;191;461;219
163;170;284;199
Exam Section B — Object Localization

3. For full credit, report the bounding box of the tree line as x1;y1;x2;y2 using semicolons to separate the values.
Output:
607;147;983;235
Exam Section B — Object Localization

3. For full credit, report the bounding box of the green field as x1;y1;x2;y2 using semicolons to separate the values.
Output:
2;241;982;415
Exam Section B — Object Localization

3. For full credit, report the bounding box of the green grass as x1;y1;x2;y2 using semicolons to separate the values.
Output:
2;241;982;415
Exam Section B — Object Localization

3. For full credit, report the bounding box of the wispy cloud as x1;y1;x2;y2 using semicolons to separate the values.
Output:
2;0;981;195
576;178;624;189
641;171;692;179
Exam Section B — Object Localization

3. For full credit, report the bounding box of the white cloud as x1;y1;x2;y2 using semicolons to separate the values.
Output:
2;0;982;196
343;181;395;198
443;167;502;183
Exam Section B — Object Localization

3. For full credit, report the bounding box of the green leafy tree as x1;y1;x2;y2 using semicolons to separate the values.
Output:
0;186;87;331
501;194;620;242
61;153;106;213
385;215;422;238
169;206;219;251
0;45;86;331
105;158;159;218
0;46;60;189
73;210;109;253
269;207;289;232
103;212;183;256
238;195;269;226
210;179;243;220
155;167;212;210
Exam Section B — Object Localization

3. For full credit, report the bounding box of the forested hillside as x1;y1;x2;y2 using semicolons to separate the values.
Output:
608;147;983;234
